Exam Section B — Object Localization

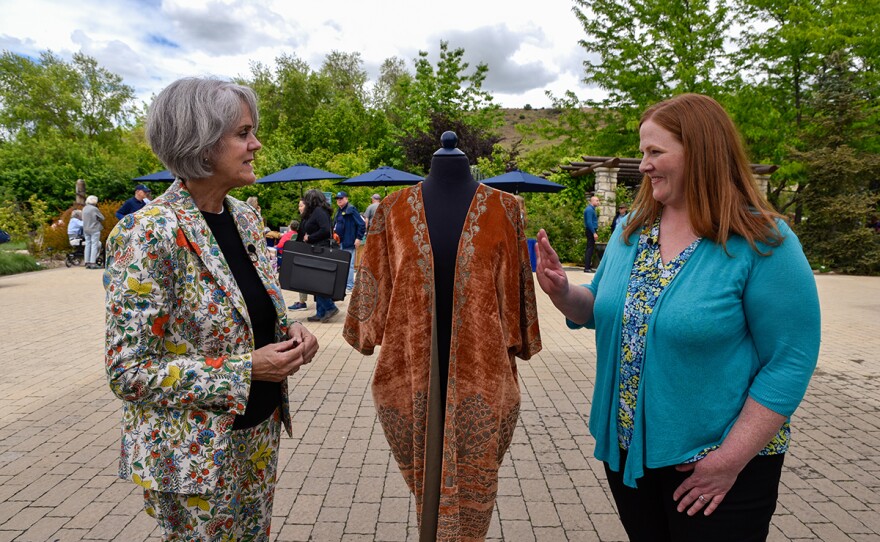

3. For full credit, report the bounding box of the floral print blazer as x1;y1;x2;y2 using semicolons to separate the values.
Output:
104;180;292;494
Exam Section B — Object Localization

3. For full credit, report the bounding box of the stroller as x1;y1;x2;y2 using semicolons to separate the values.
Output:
65;235;105;268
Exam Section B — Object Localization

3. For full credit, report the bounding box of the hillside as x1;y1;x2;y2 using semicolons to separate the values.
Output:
497;107;565;152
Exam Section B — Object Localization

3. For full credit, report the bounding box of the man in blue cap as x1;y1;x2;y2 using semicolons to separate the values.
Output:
115;185;151;219
334;191;365;292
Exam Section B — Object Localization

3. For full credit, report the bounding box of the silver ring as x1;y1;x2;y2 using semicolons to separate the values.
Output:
698;495;707;503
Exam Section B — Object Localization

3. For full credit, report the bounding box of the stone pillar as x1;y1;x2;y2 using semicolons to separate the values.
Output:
593;167;619;227
754;174;770;199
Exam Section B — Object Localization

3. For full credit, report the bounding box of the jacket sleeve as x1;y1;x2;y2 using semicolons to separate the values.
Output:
114;201;129;220
743;224;821;417
508;199;541;360
343;201;393;354
104;214;250;414
353;206;366;240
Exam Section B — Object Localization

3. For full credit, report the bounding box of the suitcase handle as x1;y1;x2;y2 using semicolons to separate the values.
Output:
291;254;337;272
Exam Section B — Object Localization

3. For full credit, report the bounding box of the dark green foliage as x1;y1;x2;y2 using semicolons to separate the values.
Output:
524;193;588;265
399;113;500;174
793;51;880;274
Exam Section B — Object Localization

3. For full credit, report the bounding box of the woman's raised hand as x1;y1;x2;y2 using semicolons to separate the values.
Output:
535;229;570;300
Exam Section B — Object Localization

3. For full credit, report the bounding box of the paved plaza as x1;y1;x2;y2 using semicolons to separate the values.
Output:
0;266;878;541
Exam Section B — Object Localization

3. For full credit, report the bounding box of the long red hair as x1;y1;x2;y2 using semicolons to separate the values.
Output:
622;93;783;253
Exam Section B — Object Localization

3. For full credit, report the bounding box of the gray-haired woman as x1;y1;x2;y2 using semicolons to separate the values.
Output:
82;195;103;269
103;77;319;541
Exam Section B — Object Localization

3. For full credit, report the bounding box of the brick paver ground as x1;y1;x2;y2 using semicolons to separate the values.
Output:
0;266;878;541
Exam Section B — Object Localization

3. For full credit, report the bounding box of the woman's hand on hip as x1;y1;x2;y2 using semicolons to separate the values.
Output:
673;398;788;516
673;452;741;516
250;323;319;382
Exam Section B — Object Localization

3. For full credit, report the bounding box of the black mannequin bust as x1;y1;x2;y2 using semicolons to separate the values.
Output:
422;131;479;407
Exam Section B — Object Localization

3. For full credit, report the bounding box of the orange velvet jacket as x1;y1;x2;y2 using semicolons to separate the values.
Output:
344;183;541;541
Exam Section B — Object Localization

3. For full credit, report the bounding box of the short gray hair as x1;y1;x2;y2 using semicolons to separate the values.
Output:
85;195;98;205
145;77;259;180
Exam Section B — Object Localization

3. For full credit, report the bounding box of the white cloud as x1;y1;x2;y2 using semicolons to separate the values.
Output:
0;0;603;107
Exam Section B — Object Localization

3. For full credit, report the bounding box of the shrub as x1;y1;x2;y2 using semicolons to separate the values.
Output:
42;200;123;257
0;195;51;254
524;193;586;264
0;251;41;276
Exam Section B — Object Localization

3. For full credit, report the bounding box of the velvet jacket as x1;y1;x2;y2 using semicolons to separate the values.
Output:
104;179;292;494
574;218;820;487
344;183;542;541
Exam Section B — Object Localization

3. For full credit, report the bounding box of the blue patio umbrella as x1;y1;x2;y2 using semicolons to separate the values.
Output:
257;163;345;196
133;169;175;182
339;166;423;187
480;169;564;194
257;163;345;184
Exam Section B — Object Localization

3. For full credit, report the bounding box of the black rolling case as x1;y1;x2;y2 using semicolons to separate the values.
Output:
279;241;351;301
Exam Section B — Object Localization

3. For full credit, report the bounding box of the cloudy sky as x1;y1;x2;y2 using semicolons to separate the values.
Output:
0;0;604;109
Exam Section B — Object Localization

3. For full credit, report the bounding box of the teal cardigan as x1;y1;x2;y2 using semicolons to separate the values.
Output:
571;219;820;487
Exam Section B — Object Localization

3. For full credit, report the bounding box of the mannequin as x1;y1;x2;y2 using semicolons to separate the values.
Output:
421;131;479;407
420;132;479;541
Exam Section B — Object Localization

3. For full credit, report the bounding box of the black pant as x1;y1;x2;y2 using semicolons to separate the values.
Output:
604;452;784;542
584;229;596;270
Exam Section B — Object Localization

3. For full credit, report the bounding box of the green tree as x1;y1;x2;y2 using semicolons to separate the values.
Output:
372;56;410;112
573;0;729;110
727;0;880;217
794;50;880;274
725;0;829;216
0;50;143;212
0;50;135;141
390;40;501;137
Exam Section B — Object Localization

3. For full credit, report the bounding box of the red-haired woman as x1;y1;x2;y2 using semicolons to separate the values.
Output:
535;93;820;541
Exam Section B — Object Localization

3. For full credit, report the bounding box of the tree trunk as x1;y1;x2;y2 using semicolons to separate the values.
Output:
75;179;86;206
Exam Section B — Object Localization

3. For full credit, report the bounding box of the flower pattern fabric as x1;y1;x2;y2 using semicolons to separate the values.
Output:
617;218;789;460
143;409;281;541
104;180;292;495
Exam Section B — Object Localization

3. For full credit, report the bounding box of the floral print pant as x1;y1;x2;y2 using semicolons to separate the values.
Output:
143;410;281;541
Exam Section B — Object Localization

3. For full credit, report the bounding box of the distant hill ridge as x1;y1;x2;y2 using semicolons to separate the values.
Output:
497;107;563;149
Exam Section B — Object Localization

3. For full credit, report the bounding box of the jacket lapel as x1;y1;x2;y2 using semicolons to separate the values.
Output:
164;181;252;327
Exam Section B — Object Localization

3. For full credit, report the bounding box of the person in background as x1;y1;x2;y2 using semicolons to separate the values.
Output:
301;188;340;322
333;191;365;292
583;194;599;272
82;195;104;269
362;193;382;232
611;204;628;232
67;210;83;244
247;195;270;235
104;77;319;541
115;185;151;219
276;219;299;249
534;93;820;541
